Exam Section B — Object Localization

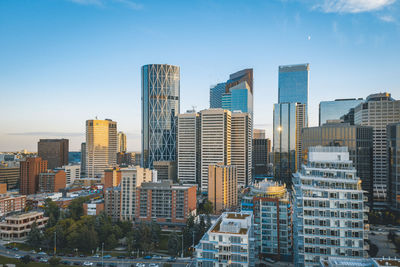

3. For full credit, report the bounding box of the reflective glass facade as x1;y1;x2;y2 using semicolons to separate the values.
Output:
209;82;226;108
388;123;400;211
222;82;253;114
141;64;180;168
319;98;364;126
278;64;309;106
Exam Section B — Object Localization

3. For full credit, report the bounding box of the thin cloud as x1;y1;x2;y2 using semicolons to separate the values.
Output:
68;0;103;6
313;0;396;13
379;14;396;22
8;132;84;137
66;0;143;10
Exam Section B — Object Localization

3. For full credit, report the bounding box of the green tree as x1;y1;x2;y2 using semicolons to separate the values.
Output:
199;200;213;214
43;198;60;226
49;256;61;266
27;222;43;247
167;232;180;257
20;255;32;264
68;196;90;220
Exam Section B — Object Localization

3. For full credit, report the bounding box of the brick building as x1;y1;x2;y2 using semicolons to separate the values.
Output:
20;157;48;195
39;169;66;193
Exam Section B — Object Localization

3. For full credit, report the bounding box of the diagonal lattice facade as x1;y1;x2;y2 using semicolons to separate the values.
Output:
141;64;180;169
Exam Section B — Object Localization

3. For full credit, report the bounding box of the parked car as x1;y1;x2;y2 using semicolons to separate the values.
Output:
73;262;80;266
152;255;162;260
92;254;100;258
144;255;152;259
67;254;74;257
14;254;21;259
103;254;112;259
38;252;47;256
12;247;19;251
80;254;86;257
167;257;176;262
30;250;37;254
83;262;94;266
39;258;49;263
149;263;159;267
117;255;125;259
136;263;145;267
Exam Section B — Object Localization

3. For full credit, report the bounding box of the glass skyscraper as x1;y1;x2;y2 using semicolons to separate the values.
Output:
141;64;180;169
278;64;309;106
209;82;226;108
319;98;364;126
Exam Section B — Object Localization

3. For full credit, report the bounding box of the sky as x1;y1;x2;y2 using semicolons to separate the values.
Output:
0;0;399;152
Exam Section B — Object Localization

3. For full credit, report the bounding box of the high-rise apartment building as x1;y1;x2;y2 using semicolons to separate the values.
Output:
103;167;122;189
241;181;292;261
208;164;237;214
135;180;197;227
177;112;201;185
85;119;118;178
252;130;271;176
210;83;226;108
293;147;369;267
62;164;80;186
278;64;309;108
195;211;255;267
273;102;306;184
38;169;66;193
20;157;48;195
301;122;373;202
0;162;20;189
319;98;364;126
120;166;153;221
354;93;400;204
200;109;231;192
38;139;69;169
104;186;121;222
388;123;400;211
118;131;127;153
231;112;252;187
141;64;180;169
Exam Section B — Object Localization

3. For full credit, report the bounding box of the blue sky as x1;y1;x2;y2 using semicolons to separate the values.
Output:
0;0;399;152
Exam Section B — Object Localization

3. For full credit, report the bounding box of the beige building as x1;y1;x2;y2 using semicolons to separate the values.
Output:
231;112;252;187
153;161;176;181
200;109;231;192
208;164;237;214
0;211;48;241
85;119;118;178
120;166;153;221
118;131;127;153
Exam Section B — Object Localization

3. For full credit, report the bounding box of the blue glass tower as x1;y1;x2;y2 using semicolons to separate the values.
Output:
210;83;226;108
319;98;364;126
222;81;253;114
278;64;309;106
141;64;180;169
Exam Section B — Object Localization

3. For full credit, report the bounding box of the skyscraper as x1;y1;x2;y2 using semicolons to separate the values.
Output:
273;102;306;184
388;123;400;211
278;63;309;107
80;142;86;177
354;92;400;204
141;64;180;169
85;119;118;178
210;83;226;108
319;98;364;126
208;164;237;214
231;112;252;187
200;109;231;192
226;68;253;94
252;130;271;176
177;112;201;185
118;131;127;153
38;139;69;169
293;147;369;266
20;157;48;195
301;122;373;203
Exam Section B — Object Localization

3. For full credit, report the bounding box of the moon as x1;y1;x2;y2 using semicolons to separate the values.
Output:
307;35;311;40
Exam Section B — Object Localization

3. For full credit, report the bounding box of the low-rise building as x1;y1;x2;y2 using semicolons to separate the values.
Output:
0;195;26;216
135;180;196;227
320;257;400;267
62;164;80;186
83;200;104;216
241;181;292;261
39;169;66;193
0;211;48;240
195;211;255;267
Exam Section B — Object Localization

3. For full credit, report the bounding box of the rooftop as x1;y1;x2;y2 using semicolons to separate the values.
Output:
210;212;252;235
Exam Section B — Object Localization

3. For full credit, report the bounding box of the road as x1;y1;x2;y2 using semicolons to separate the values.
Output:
0;244;194;267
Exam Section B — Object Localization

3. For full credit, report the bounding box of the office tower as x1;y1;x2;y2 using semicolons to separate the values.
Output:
301;122;373;202
195;211;255;267
118;131;127;153
241;181;292;261
153;161;176;181
200;109;231;191
104;186;121;222
135;180;197;227
231;112;252;187
278;64;309;107
354;93;400;204
293;147;368;267
388;123;400;210
85;119;118;178
38;169;66;193
103;167;122;189
273;102;306;184
319;98;364;126
80;142;86;177
120;166;153;221
252;130;271;177
0;162;20;189
141;64;180;169
38;139;69;169
226;68;253;94
222;81;253;115
62;164;80;186
20;157;47;195
177;112;201;185
340;108;356;125
208;164;237;214
210;83;226;108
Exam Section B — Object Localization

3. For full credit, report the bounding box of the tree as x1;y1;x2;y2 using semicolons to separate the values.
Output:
27;222;43;247
43;198;60;226
49;256;61;266
68;196;90;220
20;255;31;264
167;232;180;257
199;200;213;215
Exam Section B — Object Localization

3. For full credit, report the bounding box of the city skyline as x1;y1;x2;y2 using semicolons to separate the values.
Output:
1;0;400;152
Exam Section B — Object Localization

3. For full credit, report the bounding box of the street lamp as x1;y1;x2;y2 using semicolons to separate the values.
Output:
101;242;104;267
